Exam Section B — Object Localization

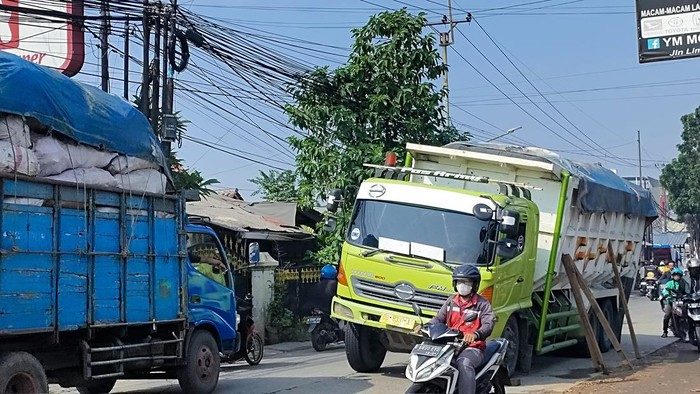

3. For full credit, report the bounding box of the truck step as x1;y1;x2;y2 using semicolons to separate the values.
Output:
537;338;580;355
543;324;581;338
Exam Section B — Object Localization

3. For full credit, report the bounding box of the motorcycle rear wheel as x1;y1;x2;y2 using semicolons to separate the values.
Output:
244;333;264;365
311;327;327;351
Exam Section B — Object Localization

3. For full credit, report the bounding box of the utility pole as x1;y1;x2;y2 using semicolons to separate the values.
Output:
150;7;161;131
637;130;643;188
140;0;151;116
425;1;471;123
100;0;110;92
161;0;177;156
123;21;130;99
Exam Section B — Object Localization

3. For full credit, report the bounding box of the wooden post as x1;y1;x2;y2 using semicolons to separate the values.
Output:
607;241;642;359
572;265;633;370
561;254;608;373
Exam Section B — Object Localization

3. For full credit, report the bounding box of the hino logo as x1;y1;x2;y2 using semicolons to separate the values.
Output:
394;283;415;301
368;184;386;198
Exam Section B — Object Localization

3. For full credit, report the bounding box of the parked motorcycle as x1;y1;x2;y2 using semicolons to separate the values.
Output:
225;294;264;365
404;304;507;394
305;307;345;351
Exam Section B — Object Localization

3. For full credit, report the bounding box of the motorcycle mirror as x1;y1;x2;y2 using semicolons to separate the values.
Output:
463;310;479;323
412;302;422;318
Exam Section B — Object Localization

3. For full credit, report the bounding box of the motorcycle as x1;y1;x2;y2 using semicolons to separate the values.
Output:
646;277;658;300
668;298;688;341
225;294;264;365
305;307;345;351
404;304;508;394
684;293;700;350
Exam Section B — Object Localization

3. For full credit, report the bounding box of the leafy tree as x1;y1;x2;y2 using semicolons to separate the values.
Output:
277;9;470;263
660;106;700;256
249;170;299;202
169;153;220;197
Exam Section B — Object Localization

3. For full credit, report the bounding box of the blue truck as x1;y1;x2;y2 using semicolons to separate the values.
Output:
0;52;238;393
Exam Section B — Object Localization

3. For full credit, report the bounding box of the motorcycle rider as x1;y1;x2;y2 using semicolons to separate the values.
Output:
661;267;688;338
659;261;676;284
425;264;495;394
688;258;700;293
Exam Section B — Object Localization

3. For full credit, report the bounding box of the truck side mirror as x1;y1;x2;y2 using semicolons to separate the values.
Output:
500;210;520;237
326;189;343;213
323;217;337;232
496;238;519;260
248;242;260;265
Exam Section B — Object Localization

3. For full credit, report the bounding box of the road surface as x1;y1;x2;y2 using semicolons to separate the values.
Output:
51;294;678;393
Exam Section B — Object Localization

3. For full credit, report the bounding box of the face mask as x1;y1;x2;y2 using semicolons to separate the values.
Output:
457;283;472;296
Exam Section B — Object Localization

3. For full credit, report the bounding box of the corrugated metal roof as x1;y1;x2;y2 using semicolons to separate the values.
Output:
187;194;308;234
653;231;689;247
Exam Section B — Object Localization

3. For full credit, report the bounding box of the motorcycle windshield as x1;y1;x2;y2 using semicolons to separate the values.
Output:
425;322;459;341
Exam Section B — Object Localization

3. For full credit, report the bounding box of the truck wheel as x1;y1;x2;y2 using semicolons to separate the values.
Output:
345;323;386;372
76;379;117;394
502;316;519;378
597;300;614;353
177;330;220;394
0;352;48;394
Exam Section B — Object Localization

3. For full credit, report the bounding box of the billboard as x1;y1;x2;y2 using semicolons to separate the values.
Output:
0;0;84;76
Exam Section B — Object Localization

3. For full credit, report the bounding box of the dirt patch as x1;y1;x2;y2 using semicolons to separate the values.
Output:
566;341;700;393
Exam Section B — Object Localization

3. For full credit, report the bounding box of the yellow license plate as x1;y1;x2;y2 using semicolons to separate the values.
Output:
379;313;415;329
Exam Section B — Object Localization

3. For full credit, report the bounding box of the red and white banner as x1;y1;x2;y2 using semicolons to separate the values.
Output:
0;0;85;76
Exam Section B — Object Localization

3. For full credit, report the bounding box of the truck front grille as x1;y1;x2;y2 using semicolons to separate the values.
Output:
351;277;448;313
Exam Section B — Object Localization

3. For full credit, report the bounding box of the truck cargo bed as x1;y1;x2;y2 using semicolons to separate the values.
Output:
0;176;185;336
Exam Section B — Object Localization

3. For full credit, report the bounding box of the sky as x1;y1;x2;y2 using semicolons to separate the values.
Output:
69;0;697;201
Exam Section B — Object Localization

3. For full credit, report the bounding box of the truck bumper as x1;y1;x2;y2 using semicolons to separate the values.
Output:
330;296;419;334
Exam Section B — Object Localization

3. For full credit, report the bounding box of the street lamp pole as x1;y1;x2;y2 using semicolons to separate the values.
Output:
485;126;522;143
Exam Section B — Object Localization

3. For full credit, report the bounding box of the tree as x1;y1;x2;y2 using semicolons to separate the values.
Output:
280;9;470;263
249;170;299;202
660;105;700;257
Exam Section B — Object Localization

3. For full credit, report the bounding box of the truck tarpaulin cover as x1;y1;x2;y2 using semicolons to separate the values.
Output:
0;51;167;170
444;142;658;219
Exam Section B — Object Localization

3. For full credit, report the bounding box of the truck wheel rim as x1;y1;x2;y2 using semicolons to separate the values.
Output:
196;346;215;380
5;372;37;394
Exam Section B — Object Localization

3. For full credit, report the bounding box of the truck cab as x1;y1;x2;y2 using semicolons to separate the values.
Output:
186;224;238;355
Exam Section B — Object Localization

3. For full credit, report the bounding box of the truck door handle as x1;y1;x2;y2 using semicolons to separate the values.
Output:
517;277;524;283
190;295;201;304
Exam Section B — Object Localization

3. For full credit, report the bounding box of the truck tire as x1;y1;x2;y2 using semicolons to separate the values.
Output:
76;378;117;394
597;300;614;353
0;351;48;394
177;330;220;394
345;323;386;373
502;316;519;378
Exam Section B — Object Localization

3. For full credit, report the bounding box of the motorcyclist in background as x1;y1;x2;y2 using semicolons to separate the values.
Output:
688;258;700;294
661;267;688;338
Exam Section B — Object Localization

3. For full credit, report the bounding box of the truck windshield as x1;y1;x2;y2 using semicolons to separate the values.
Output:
347;199;493;266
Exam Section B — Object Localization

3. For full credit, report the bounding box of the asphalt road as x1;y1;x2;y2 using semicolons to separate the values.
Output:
51;294;677;394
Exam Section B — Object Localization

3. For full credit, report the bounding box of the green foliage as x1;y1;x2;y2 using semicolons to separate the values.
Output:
266;280;307;342
660;105;700;255
169;153;220;197
249;10;470;264
660;106;700;216
285;9;469;210
249;170;300;202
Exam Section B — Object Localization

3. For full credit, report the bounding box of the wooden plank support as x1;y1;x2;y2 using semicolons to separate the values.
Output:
607;240;641;359
561;254;608;373
572;262;633;370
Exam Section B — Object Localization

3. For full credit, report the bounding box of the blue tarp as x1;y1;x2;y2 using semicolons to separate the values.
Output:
0;51;168;171
443;142;659;219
